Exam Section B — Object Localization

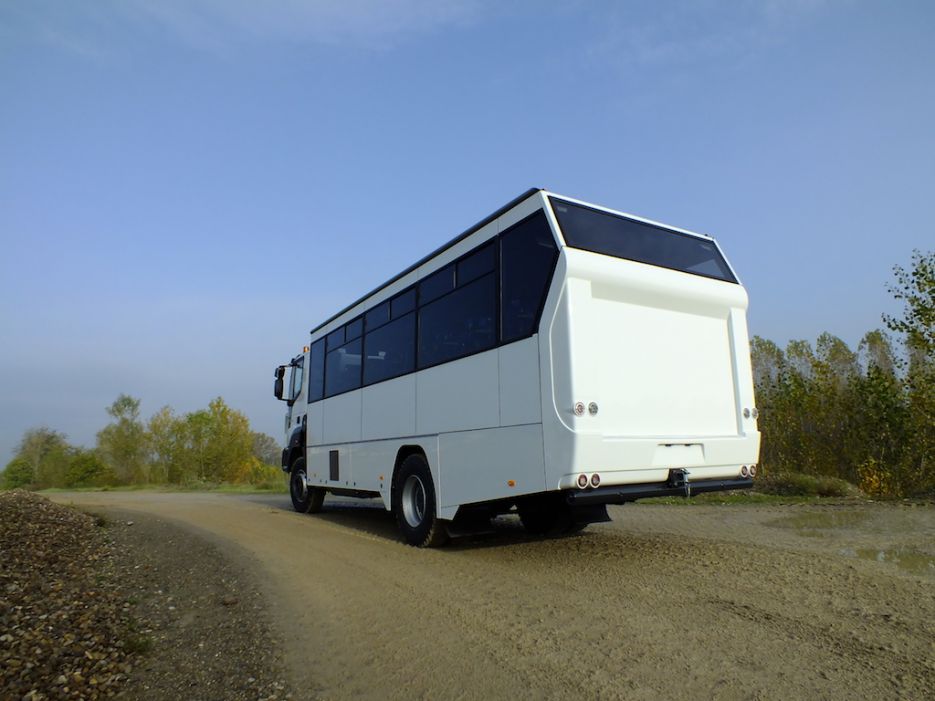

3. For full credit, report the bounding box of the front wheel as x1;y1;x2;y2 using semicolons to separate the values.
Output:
392;454;448;547
290;457;325;514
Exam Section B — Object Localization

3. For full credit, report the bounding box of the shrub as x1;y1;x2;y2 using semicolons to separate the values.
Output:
2;457;34;490
65;450;117;488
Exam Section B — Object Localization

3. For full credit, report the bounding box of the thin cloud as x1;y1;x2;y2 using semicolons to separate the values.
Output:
2;0;483;56
587;0;841;68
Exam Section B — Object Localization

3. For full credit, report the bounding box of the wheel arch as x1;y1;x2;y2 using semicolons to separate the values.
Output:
390;444;429;510
283;425;306;472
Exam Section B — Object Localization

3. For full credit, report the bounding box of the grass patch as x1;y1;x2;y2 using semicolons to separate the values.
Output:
756;472;859;498
639;476;865;505
40;480;286;495
123;632;154;655
639;491;823;506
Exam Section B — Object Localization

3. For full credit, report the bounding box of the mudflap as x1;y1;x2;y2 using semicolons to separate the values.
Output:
446;506;496;538
570;503;611;526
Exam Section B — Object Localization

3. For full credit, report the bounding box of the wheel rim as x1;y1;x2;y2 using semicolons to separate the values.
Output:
292;470;308;503
401;474;426;528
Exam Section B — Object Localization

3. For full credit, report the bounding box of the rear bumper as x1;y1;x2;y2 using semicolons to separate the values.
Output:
565;477;754;506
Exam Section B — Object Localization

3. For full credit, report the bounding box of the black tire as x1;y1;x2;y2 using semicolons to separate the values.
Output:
290;457;325;514
392;454;448;547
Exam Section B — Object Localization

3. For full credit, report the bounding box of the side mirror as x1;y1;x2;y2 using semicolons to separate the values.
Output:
273;366;285;400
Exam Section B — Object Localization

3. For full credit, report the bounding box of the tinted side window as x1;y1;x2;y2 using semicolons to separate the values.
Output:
345;317;363;341
501;210;558;343
419;265;455;305
419;274;496;368
456;242;495;286
326;326;345;350
365;301;390;330
391;289;416;318
324;338;362;397
363;312;416;385
308;339;325;402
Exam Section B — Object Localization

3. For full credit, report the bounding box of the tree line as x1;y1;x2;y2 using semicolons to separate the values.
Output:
752;250;933;497
2;396;284;490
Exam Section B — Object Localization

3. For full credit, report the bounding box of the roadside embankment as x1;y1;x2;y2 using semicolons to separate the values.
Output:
1;490;131;699
1;490;291;701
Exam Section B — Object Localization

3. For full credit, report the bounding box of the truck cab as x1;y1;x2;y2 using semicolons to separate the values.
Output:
273;348;308;472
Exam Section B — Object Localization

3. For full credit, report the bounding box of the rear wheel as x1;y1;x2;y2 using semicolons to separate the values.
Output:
290;457;325;514
393;454;448;547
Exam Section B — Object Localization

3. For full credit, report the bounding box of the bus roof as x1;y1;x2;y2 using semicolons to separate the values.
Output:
310;187;543;335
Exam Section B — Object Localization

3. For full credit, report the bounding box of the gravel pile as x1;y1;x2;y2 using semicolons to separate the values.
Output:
1;490;131;700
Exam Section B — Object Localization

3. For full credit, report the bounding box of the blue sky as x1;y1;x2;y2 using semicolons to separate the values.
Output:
2;1;933;463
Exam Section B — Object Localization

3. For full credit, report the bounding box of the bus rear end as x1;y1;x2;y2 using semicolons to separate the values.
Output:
542;197;760;503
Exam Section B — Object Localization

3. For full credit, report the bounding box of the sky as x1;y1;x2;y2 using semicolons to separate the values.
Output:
1;0;933;464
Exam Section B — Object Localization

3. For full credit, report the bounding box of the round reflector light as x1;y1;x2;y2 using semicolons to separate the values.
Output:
577;473;589;489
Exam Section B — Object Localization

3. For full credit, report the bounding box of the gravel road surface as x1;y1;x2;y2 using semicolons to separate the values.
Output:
48;492;935;700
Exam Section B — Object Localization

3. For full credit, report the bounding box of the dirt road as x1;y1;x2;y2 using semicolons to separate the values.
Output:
48;492;935;700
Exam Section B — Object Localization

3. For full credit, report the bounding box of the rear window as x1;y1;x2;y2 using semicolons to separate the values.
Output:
550;198;737;283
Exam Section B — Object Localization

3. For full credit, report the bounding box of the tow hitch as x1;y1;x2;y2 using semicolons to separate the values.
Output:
667;468;691;497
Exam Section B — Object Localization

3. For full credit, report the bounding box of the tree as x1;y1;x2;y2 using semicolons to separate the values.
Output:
884;249;934;357
202;398;254;483
858;330;897;376
16;427;71;488
252;432;281;467
148;406;182;483
168;399;255;484
2;457;34;489
883;250;934;494
65;449;115;487
96;394;148;483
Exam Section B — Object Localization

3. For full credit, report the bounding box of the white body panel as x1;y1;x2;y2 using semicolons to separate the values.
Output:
416;351;499;435
322;390;361;445
362;374;415;440
499;337;541;426
438;424;545;509
292;189;760;521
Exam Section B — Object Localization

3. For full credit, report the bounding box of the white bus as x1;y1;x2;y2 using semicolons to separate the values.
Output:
274;189;760;546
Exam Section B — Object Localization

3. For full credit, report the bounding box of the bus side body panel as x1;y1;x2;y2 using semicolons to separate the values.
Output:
362;374;416;440
322;391;362;445
350;435;439;509
438;424;545;514
415;352;499;435
499;337;541;426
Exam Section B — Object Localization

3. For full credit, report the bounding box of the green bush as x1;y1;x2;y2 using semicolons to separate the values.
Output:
2;457;34;490
65;450;117;488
